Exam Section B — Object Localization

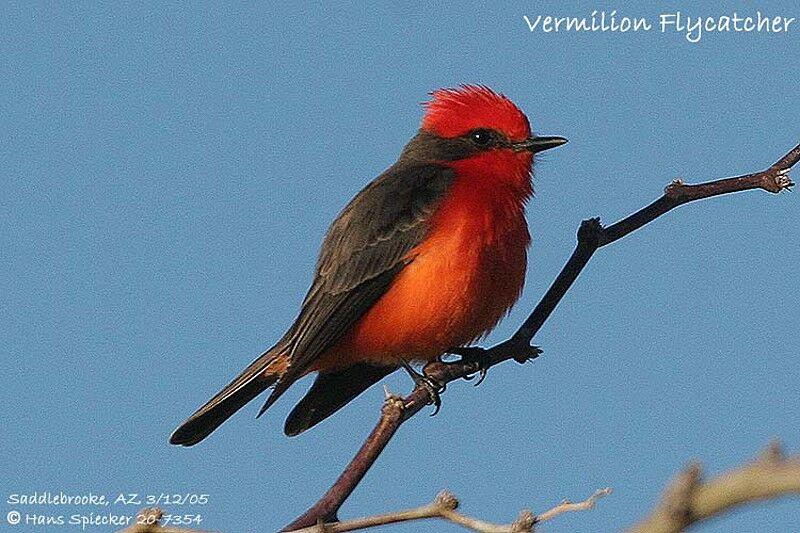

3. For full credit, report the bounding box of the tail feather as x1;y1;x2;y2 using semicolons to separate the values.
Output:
169;345;286;446
284;363;395;436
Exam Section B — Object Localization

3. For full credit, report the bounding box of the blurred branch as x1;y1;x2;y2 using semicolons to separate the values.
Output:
626;442;800;533
284;144;798;531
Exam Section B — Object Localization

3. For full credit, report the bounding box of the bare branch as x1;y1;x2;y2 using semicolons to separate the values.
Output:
286;488;611;533
283;143;799;531
625;443;800;533
535;487;613;523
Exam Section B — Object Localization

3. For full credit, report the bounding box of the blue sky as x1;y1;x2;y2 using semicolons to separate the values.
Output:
2;2;798;532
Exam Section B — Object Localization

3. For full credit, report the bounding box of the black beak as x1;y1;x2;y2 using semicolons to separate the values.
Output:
512;135;568;153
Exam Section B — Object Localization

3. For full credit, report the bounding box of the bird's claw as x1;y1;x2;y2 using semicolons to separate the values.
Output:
447;342;543;384
421;377;444;416
400;360;445;415
447;346;490;386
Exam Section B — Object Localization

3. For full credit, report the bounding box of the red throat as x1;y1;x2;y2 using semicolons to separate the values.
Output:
449;149;534;202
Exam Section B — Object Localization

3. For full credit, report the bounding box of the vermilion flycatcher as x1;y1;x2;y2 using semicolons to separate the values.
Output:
171;85;566;446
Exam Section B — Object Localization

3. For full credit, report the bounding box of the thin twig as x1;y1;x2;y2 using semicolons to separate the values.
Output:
286;488;611;533
283;144;799;531
535;487;613;523
625;442;800;533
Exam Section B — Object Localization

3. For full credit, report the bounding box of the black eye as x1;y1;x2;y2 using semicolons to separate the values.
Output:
470;129;493;146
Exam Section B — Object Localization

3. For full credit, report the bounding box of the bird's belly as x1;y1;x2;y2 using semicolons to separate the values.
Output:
318;222;528;370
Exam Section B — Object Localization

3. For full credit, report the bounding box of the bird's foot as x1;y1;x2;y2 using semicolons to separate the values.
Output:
447;342;543;385
447;346;490;386
400;360;446;415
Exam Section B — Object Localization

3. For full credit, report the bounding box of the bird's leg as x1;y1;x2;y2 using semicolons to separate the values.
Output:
399;359;446;415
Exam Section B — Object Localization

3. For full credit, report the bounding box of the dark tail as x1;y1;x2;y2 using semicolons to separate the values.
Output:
284;363;395;436
169;345;287;446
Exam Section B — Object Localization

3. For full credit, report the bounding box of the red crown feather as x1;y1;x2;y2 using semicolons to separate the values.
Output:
421;85;531;141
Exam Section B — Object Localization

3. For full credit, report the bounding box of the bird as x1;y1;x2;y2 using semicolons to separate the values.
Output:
170;85;566;446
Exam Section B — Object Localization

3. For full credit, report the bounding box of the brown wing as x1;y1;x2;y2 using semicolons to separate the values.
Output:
257;162;454;417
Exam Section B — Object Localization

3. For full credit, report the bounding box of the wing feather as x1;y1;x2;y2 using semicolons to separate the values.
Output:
259;162;454;411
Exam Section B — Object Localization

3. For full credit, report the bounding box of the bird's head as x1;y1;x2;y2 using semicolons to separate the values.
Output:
402;85;566;193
